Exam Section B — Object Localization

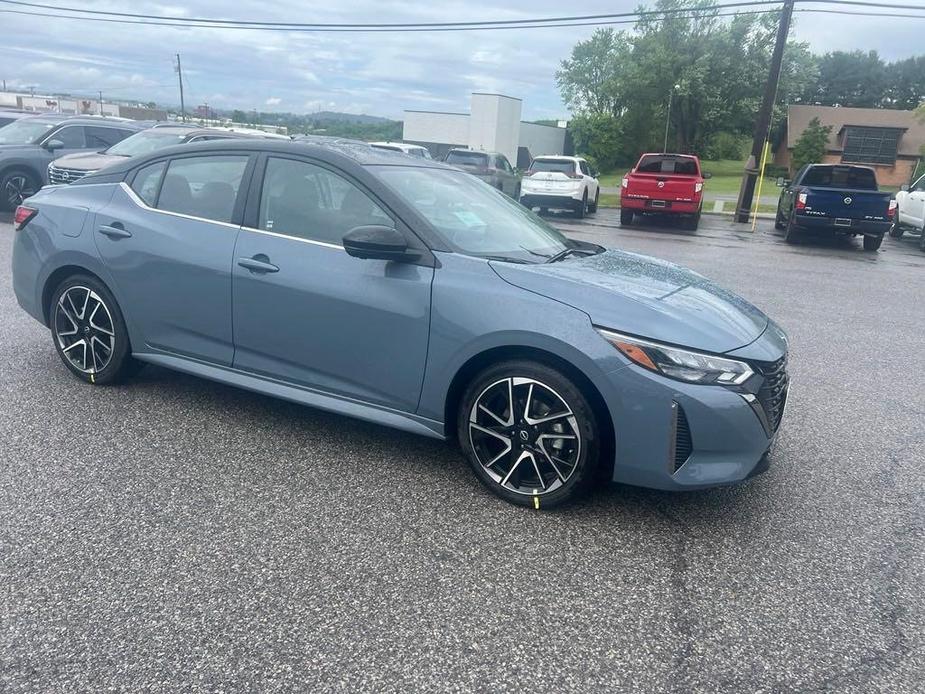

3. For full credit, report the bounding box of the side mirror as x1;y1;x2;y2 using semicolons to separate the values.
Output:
901;184;909;192
343;225;419;262
702;172;712;179
45;139;64;151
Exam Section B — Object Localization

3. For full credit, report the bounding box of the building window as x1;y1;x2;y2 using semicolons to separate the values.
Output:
841;126;901;166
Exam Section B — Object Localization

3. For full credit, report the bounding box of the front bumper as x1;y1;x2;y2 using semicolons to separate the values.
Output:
598;336;788;491
793;214;891;237
621;196;701;215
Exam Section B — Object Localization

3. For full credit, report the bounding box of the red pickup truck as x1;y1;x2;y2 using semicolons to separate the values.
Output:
620;153;710;230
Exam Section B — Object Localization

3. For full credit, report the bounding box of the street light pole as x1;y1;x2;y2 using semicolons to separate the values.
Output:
663;84;680;153
175;53;186;122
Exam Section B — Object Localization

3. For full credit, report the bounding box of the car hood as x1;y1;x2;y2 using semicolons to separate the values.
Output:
490;249;769;354
53;151;122;171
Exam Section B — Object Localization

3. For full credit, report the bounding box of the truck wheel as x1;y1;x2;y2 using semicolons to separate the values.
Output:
784;215;800;244
620;209;634;226
774;209;787;230
684;209;701;231
888;219;905;238
0;168;40;212
863;234;883;251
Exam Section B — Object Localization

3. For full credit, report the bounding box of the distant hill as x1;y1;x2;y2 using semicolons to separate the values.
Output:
310;111;391;124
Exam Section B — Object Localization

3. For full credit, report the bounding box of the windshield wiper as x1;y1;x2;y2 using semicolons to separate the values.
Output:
545;248;585;264
483;255;531;264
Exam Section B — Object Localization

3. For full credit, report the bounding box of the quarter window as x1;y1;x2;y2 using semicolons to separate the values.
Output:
156;155;249;223
579;160;590;176
131;161;167;206
258;157;393;245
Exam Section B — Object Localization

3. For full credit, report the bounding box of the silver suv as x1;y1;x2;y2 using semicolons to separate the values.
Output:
0;114;142;210
443;149;521;198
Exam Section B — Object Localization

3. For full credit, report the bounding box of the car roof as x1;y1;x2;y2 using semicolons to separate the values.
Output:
17;113;146;128
640;152;698;159
533;155;580;161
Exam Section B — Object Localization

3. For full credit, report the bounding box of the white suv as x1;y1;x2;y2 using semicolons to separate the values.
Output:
892;173;925;250
369;141;432;159
520;155;600;218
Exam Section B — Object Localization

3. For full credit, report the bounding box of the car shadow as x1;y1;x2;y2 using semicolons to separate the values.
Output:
619;213;699;236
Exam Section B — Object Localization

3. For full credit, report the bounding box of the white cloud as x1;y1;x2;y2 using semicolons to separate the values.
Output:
265;97;282;106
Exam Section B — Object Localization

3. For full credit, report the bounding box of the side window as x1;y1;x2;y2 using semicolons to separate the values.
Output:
157;155;249;223
258;157;393;245
131;161;167;206
578;160;590;176
912;175;925;192
500;156;513;173
86;126;130;149
52;126;86;148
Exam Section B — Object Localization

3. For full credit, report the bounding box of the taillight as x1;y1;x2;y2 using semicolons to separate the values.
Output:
694;182;703;194
14;205;37;231
621;177;629;189
566;171;581;179
888;199;897;219
795;192;808;210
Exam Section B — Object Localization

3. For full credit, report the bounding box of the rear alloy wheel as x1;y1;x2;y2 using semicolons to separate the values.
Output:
863;234;883;251
575;192;588;219
458;361;600;508
589;190;600;213
0;169;39;211
50;275;138;384
620;208;634;226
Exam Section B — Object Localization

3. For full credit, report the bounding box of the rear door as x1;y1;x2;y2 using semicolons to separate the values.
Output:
231;154;433;411
93;151;254;365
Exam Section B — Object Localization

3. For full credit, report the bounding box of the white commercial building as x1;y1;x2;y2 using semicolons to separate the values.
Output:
402;93;569;167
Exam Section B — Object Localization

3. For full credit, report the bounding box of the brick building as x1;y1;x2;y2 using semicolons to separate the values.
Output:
774;105;924;187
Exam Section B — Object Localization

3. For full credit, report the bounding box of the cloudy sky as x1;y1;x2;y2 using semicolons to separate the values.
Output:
0;1;920;120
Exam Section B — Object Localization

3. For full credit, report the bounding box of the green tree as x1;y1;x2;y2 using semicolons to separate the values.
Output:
231;109;247;123
556;29;627;116
801;50;886;107
791;117;832;172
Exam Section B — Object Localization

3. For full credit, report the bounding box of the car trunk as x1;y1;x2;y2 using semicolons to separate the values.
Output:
526;171;576;193
801;188;891;221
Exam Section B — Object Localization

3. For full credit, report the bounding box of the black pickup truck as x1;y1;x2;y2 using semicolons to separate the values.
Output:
775;164;895;251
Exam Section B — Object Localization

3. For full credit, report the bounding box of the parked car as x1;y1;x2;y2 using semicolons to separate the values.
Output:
891;172;925;251
443;148;521;198
12;139;788;509
0;108;31;129
369;141;432;159
775;164;895;251
48;125;284;186
621;153;709;230
0;114;143;210
520;155;600;218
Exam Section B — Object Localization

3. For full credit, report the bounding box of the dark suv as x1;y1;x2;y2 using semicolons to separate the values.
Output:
0;114;142;210
443;149;521;198
47;125;274;186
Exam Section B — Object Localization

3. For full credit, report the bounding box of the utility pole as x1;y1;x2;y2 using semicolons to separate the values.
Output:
734;0;794;223
98;90;103;115
663;84;680;153
175;53;186;122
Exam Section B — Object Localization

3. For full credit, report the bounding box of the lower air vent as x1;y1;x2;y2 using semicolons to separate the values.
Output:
671;402;692;473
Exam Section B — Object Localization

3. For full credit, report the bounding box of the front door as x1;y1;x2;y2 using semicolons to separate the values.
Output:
231;155;433;412
93;153;252;365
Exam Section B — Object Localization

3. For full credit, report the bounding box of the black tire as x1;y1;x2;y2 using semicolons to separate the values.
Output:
774;207;787;230
684;210;701;231
49;274;139;384
920;223;925;252
588;189;599;213
0;167;41;212
888;219;904;238
784;214;800;244
457;360;601;509
863;234;883;251
574;192;588;219
620;208;634;226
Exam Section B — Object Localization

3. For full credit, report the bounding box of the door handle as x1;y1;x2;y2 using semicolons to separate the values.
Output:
98;223;132;239
237;256;279;273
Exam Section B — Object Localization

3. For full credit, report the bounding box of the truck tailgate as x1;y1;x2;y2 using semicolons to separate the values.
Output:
625;174;698;202
803;188;891;221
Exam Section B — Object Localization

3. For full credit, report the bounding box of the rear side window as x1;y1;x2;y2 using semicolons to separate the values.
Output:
131;161;167;206
445;151;488;167
156;155;249;223
52;126;86;148
531;159;575;174
258;157;393;245
801;166;878;190
637;156;699;175
86;126;131;149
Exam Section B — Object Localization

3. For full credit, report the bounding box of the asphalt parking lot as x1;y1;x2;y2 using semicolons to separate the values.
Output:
2;211;923;693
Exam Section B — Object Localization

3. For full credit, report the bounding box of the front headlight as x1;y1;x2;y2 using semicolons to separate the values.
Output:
596;328;754;385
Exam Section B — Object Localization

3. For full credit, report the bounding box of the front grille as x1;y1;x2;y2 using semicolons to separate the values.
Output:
754;356;789;435
47;165;92;185
672;403;692;472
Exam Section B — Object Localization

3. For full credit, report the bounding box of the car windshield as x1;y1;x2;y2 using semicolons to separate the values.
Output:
801;166;878;190
373;166;575;263
0;118;57;145
445;151;488;167
531;159;575;174
106;129;191;156
636;155;699;175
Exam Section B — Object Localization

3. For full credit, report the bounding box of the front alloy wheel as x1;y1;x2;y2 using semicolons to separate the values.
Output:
459;361;599;507
2;171;38;210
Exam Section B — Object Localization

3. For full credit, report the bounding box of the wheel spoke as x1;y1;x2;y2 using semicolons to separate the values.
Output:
55;286;116;375
525;410;573;426
470;423;511;444
478;403;508;427
537;443;568;482
484;443;512;470
530;454;547;490
88;302;114;336
501;450;532;488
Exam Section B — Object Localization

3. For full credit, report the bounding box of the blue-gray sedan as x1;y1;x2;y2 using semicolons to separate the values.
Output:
11;140;788;508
